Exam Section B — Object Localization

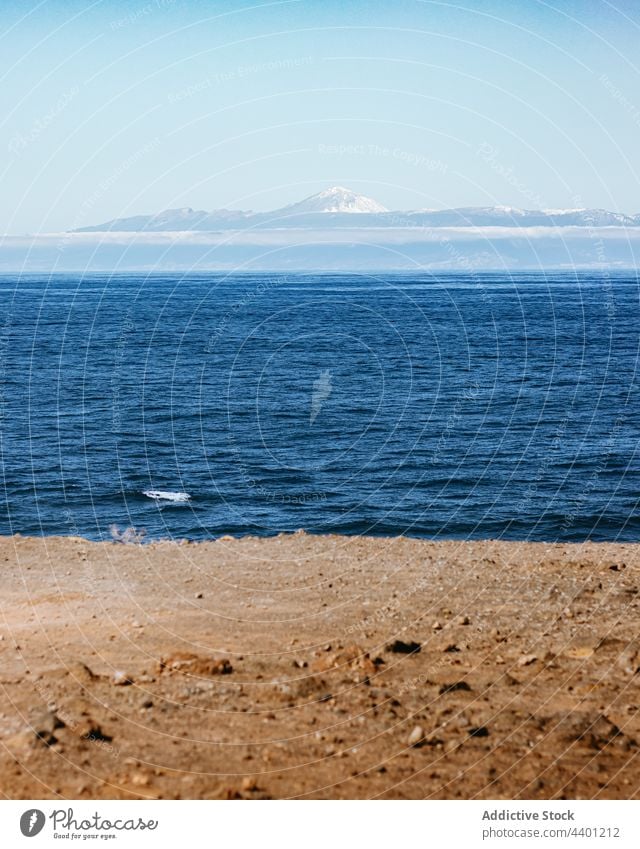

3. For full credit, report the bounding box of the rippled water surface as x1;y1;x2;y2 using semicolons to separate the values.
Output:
1;271;639;541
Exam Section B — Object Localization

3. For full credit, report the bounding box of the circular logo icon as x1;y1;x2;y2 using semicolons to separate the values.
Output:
20;809;45;837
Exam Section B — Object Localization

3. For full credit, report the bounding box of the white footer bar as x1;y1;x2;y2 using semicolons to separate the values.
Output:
1;800;638;848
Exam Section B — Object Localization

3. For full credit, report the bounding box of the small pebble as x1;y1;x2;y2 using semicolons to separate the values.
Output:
408;725;424;747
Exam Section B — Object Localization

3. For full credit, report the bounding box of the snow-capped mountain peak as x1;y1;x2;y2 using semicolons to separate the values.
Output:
75;190;640;233
278;186;388;214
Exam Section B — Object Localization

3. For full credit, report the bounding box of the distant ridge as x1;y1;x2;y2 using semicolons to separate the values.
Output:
75;186;640;232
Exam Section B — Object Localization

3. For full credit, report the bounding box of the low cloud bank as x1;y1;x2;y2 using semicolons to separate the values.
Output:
1;226;639;271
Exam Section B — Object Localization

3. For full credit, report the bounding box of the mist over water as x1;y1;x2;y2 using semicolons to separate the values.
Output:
1;271;638;542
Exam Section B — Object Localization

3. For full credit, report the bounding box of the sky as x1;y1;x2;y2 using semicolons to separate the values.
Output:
1;0;640;234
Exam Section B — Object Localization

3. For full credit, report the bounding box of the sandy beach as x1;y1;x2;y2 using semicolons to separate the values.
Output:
1;532;639;800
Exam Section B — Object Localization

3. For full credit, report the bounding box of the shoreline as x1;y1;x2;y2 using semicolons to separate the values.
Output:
6;528;637;545
1;533;639;799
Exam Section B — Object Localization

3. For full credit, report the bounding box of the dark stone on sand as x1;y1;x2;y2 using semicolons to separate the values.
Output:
469;726;489;738
439;681;472;695
386;639;421;655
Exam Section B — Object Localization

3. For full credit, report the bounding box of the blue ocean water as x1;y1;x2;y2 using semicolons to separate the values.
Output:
0;271;638;542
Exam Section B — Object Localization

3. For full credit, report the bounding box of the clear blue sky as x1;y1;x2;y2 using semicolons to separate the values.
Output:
1;0;639;233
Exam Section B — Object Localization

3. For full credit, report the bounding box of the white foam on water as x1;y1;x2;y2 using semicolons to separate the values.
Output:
143;490;191;503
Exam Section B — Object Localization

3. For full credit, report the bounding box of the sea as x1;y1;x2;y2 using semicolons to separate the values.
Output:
0;271;638;542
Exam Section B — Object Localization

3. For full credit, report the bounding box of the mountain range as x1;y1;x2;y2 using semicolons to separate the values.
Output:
76;186;640;232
